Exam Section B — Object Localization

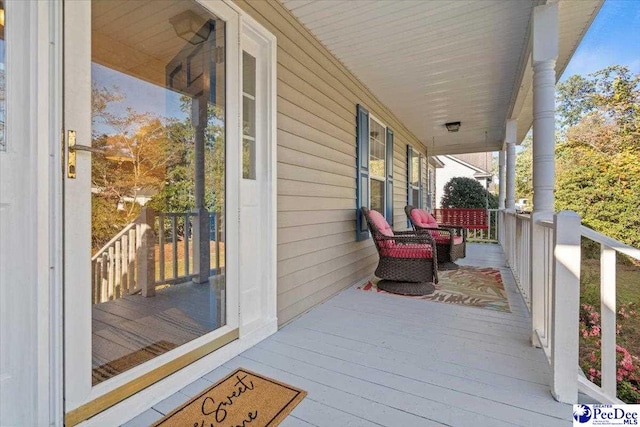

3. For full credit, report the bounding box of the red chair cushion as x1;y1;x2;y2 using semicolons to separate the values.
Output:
410;208;439;228
368;209;395;248
381;244;433;259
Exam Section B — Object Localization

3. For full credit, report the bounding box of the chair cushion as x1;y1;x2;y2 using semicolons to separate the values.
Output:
410;208;439;228
381;244;433;259
367;209;394;248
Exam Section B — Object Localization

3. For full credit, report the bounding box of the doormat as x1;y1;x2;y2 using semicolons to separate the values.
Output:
153;368;307;427
92;340;178;385
358;266;511;312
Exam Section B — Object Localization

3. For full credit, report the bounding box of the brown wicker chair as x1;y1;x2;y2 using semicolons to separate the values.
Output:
362;207;438;285
405;205;466;270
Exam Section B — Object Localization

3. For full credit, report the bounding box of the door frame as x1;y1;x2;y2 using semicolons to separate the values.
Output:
56;0;277;425
61;0;242;424
239;15;278;336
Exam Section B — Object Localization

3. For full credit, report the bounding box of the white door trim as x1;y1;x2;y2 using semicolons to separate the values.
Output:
239;8;278;326
62;0;243;417
57;0;278;424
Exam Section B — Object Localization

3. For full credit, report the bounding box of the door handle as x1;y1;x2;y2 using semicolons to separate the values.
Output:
67;130;102;179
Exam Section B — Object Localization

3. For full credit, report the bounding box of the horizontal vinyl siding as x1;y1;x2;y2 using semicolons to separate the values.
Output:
234;0;427;325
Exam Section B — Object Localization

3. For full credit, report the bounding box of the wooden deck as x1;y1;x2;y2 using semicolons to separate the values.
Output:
92;280;222;384
123;244;576;426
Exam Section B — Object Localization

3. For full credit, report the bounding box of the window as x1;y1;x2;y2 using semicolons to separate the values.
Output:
369;118;385;214
407;146;423;210
242;51;256;179
356;105;394;241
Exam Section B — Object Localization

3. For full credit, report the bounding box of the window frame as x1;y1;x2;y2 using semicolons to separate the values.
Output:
355;105;394;241
368;114;387;217
407;145;424;210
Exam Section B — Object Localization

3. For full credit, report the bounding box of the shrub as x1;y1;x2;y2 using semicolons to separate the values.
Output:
579;302;640;403
440;177;497;209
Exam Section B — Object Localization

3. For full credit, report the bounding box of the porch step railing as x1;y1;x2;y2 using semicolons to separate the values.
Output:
91;221;139;304
91;207;223;304
503;209;640;404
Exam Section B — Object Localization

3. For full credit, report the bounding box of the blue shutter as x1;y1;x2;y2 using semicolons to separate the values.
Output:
356;105;370;241
385;128;394;225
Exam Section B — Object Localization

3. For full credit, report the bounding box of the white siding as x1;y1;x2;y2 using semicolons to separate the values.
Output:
233;0;427;324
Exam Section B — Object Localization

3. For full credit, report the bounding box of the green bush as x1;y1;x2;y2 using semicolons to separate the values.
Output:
440;177;497;209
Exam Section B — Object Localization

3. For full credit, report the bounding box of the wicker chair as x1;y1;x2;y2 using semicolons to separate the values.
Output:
362;207;438;285
405;205;466;269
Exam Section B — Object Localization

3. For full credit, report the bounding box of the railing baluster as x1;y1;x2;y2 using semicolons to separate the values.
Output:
216;212;221;273
158;212;165;283
101;253;108;302
184;213;190;276
128;229;136;291
91;260;97;304
601;244;617;397
121;235;129;294
172;214;178;280
107;247;115;300
115;241;122;299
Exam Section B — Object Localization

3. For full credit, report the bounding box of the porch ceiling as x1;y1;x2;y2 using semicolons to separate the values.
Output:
280;0;603;155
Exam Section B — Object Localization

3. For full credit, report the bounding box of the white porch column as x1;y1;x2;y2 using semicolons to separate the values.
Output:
498;150;506;210
505;121;517;210
530;0;559;354
531;3;558;215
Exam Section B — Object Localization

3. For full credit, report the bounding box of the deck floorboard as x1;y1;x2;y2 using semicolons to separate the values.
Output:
122;244;577;426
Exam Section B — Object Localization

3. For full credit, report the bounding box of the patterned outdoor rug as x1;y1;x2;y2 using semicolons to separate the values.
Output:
358;266;511;312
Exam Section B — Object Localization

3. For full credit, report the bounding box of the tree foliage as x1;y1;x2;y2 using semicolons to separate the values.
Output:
440;177;498;209
90;86;225;251
516;65;640;249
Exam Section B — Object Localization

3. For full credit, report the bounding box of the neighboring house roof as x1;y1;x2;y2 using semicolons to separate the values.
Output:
437;155;492;176
429;156;445;168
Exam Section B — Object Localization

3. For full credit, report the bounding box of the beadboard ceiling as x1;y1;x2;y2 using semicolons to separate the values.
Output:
280;0;603;155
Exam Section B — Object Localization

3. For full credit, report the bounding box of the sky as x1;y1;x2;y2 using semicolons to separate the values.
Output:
560;0;640;81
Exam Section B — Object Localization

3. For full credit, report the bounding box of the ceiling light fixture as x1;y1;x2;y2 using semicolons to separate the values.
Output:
445;121;461;132
170;10;211;45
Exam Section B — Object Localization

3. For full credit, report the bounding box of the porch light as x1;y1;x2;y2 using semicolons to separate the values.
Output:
0;1;4;27
445;121;461;132
169;10;211;45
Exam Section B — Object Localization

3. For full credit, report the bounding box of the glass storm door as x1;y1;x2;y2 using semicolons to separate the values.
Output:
63;1;239;422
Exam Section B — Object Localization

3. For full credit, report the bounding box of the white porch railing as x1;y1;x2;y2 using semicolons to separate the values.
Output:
501;208;640;404
91;207;223;304
576;226;640;404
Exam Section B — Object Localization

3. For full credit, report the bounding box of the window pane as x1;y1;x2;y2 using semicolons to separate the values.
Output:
242;52;256;180
243;137;256;180
242;51;256;97
371;179;385;215
411;153;420;186
412;188;419;207
369;119;385;178
90;0;226;385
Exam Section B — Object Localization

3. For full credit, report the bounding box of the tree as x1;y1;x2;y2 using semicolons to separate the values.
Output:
440;177;498;209
515;135;532;201
555;66;640;249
